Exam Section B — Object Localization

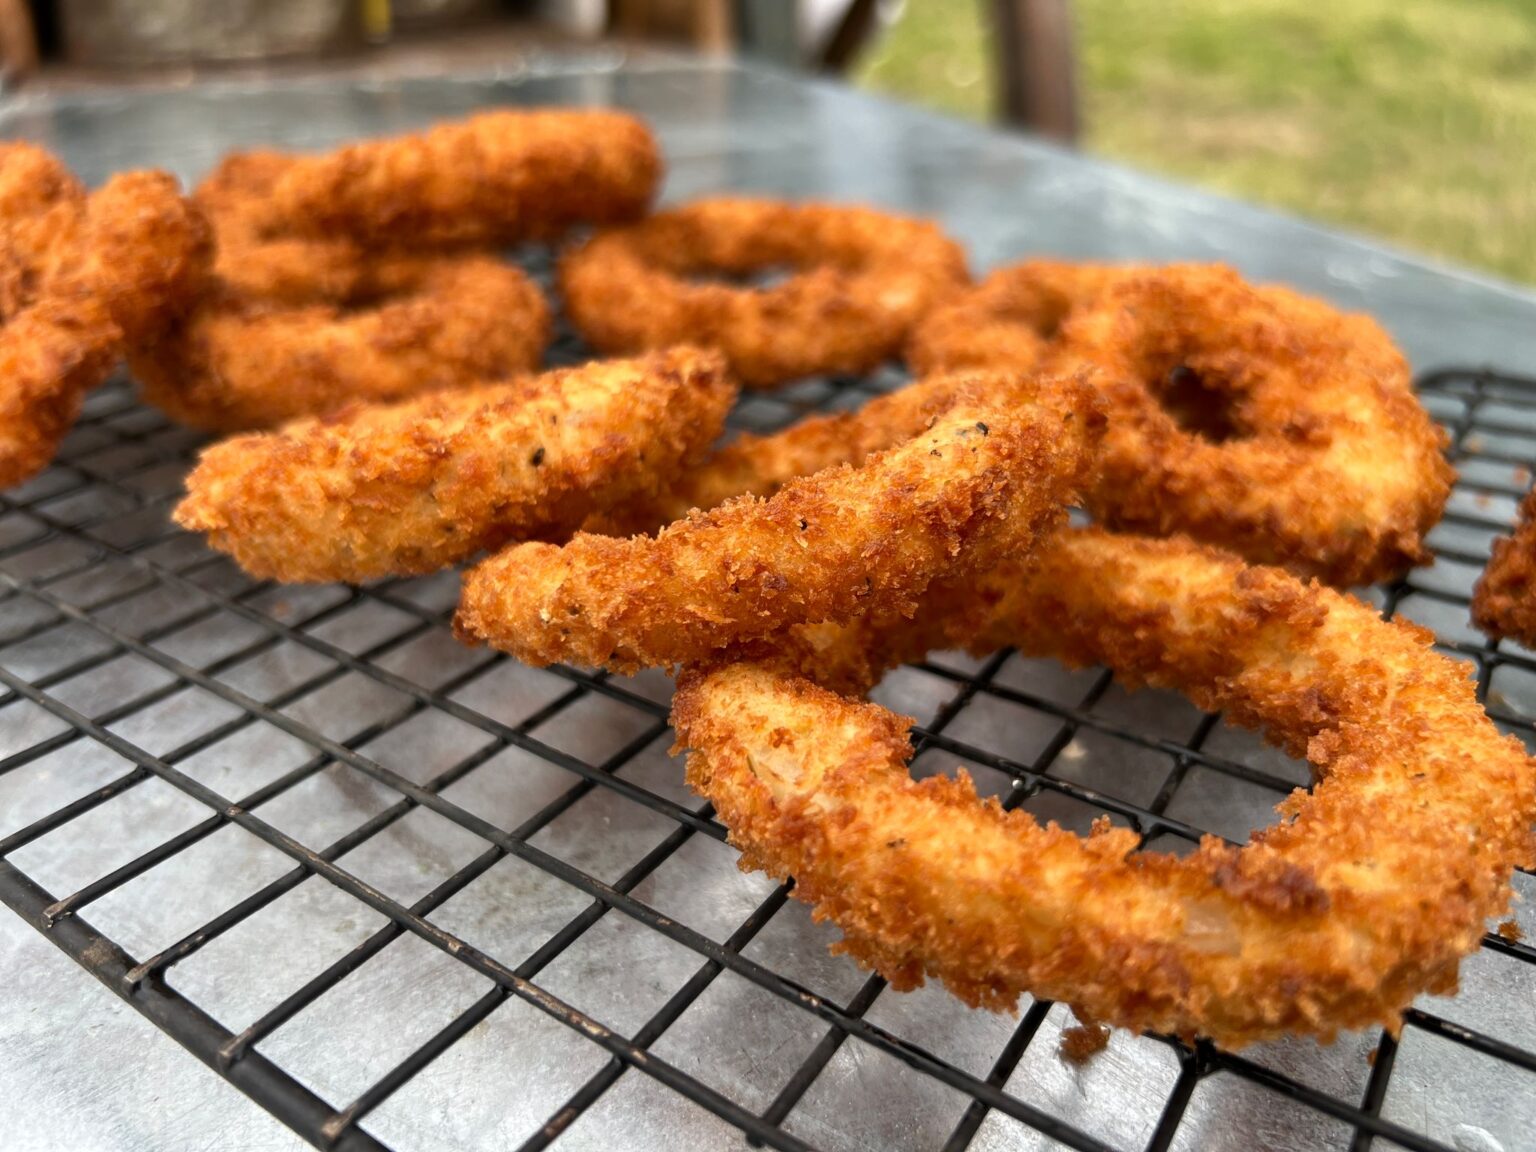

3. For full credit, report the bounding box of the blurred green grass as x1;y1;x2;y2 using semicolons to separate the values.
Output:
854;1;1536;284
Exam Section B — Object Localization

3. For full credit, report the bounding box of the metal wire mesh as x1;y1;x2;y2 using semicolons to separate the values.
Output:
2;268;1534;1151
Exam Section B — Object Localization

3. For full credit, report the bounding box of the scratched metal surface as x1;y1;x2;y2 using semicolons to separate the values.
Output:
1;53;1535;1152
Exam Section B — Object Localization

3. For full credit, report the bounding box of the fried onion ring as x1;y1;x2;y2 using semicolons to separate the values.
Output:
193;150;388;306
80;169;212;345
454;373;1104;672
559;197;969;388
672;527;1536;1048
132;252;550;432
1;147;208;486
1038;265;1453;586
0;145;116;486
264;109;661;247
0;297;118;489
910;262;1454;585
906;260;1140;376
1472;482;1536;647
586;370;994;536
174;349;734;584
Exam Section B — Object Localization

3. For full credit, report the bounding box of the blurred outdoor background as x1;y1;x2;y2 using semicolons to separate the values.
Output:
856;1;1536;284
7;0;1532;284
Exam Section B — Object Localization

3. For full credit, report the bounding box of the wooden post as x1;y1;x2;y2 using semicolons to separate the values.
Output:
694;0;732;53
991;0;1079;144
0;0;38;88
611;0;731;52
818;0;879;73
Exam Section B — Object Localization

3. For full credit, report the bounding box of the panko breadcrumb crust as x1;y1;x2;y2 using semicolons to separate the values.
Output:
1044;267;1453;586
1472;483;1536;647
267;109;661;247
175;348;735;583
586;369;1025;537
194;149;424;306
133;254;550;432
1;145;208;488
906;260;1141;376
560;197;970;388
455;373;1105;672
80;169;212;346
673;528;1536;1049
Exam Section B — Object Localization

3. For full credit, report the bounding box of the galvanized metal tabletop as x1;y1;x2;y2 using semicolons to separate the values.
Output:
1;49;1534;1152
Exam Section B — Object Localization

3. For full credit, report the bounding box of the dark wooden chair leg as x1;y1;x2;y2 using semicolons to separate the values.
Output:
991;0;1079;143
817;0;880;73
0;0;38;90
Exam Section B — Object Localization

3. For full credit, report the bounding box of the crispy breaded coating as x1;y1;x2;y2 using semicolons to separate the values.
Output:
133;254;550;432
560;197;969;388
174;349;735;583
0;147;208;487
587;369;1020;536
80;170;212;344
1472;482;1536;646
0;297;120;488
1042;265;1453;586
912;262;1454;586
0;142;88;297
906;260;1141;375
673;527;1536;1049
193;150;390;306
266;109;661;247
0;145;116;487
455;374;1105;672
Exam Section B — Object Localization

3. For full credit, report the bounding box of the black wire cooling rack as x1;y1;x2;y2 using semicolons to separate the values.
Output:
2;284;1535;1150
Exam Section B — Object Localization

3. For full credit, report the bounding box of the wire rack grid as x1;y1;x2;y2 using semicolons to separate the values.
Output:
1;268;1534;1152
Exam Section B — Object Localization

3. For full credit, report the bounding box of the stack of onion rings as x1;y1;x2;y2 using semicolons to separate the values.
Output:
35;104;1502;1056
140;143;558;433
560;197;969;388
455;372;1104;671
673;526;1536;1048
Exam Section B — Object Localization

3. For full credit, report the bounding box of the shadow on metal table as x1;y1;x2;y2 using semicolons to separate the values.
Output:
1;51;1533;1152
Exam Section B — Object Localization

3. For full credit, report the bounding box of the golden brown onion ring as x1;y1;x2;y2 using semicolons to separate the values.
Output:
0;144;115;487
174;348;734;584
906;259;1141;376
560;197;969;389
0;147;208;486
193;150;391;306
912;262;1453;585
455;372;1104;672
1473;482;1536;647
132;253;550;432
586;370;999;537
265;109;661;248
81;169;212;345
673;527;1536;1048
1042;265;1453;586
